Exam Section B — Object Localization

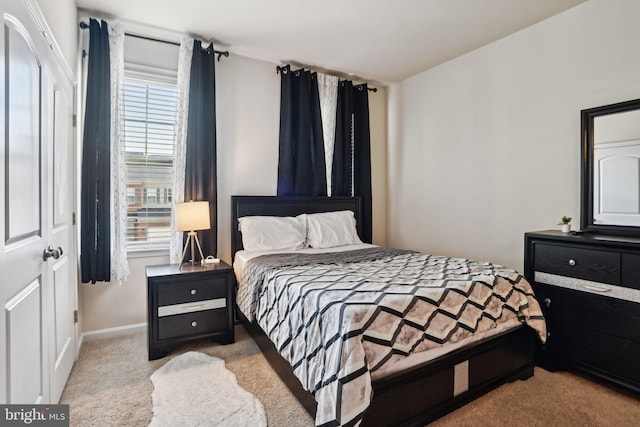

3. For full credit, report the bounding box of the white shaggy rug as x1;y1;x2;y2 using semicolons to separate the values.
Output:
150;351;267;426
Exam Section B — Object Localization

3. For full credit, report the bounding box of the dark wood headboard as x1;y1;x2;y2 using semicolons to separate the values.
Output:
230;196;362;259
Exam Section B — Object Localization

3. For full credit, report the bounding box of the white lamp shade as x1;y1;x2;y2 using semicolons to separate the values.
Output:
176;201;211;231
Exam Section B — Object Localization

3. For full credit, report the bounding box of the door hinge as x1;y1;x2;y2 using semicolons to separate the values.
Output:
72;212;76;225
74;310;78;324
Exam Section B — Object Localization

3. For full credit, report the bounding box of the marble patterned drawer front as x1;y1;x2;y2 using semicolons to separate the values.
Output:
158;298;226;317
534;271;640;303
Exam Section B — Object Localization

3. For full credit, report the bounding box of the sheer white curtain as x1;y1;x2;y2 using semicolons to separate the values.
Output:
108;22;130;284
317;73;339;196
170;37;195;264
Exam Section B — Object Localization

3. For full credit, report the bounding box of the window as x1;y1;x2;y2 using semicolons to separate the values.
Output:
126;187;136;204
144;187;158;204
123;75;177;250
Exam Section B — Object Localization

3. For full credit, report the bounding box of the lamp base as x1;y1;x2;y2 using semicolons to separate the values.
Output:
180;231;206;268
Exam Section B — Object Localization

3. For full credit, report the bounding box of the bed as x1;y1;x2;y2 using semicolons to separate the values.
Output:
231;195;546;426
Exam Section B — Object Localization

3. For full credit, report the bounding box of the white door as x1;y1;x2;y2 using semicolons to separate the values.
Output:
47;50;76;404
0;0;76;404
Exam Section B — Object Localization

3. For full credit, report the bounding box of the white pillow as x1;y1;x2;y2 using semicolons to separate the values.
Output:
306;210;362;248
238;215;306;252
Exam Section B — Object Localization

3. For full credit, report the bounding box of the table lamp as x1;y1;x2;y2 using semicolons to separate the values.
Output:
176;200;210;266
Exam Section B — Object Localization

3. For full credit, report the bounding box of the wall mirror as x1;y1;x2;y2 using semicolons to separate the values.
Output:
581;98;640;236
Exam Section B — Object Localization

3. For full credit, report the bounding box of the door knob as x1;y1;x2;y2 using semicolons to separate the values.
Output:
43;245;64;261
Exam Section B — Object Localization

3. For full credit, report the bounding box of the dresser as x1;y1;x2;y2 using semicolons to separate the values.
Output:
524;230;640;393
146;262;234;360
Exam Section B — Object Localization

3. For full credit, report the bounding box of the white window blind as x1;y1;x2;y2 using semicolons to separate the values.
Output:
123;76;177;250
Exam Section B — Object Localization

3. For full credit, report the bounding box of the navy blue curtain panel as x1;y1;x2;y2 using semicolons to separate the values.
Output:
332;80;354;197
80;18;111;283
277;65;327;196
184;40;218;260
353;84;372;244
332;82;372;243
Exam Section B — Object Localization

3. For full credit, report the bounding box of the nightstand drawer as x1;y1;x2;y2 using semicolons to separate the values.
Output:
157;276;227;306
534;243;620;285
158;309;228;341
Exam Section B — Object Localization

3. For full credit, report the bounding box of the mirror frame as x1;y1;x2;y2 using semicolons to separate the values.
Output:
581;97;640;237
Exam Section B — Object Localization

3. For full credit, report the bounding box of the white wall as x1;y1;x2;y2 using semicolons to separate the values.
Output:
370;88;388;247
80;48;388;332
387;0;640;272
215;55;281;263
34;0;77;70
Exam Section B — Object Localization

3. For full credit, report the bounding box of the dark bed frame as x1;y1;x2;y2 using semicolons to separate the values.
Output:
231;195;536;426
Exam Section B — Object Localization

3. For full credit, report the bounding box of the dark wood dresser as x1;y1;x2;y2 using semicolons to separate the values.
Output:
146;262;234;360
524;230;640;393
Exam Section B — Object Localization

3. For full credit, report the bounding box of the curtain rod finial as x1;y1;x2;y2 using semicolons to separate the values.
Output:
216;51;229;62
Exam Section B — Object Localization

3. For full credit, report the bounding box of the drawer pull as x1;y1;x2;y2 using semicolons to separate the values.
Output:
191;289;197;295
191;321;198;327
582;284;611;293
543;297;551;307
185;304;203;311
568;259;576;266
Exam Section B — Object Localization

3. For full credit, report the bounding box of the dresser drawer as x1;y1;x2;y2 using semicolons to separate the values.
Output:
157;276;227;306
535;283;640;342
621;253;640;290
534;243;620;285
158;309;228;341
548;323;640;388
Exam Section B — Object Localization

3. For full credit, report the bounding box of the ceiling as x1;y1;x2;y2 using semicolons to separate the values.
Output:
75;0;587;84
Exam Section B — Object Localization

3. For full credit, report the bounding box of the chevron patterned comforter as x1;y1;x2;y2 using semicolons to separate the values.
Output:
237;247;546;427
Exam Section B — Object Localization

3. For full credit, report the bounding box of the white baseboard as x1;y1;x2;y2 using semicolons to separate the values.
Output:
76;331;84;357
81;323;147;342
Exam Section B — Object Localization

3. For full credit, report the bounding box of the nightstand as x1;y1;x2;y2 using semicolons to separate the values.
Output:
146;261;235;360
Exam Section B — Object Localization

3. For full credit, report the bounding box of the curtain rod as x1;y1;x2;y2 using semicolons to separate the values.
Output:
276;65;378;93
79;21;229;62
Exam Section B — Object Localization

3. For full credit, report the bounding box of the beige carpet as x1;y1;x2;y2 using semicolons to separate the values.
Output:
61;326;312;426
61;325;640;426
